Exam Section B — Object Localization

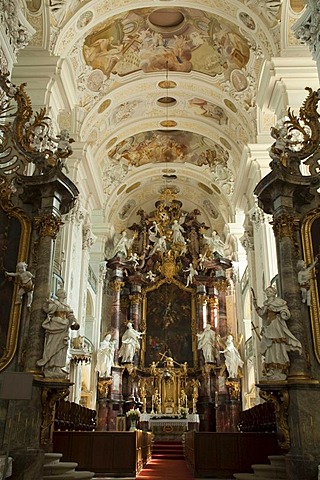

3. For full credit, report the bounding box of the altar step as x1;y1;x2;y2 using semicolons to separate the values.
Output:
233;455;287;479
152;442;184;460
43;453;95;479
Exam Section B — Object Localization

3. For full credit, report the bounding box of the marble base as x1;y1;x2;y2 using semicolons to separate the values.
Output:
10;448;44;480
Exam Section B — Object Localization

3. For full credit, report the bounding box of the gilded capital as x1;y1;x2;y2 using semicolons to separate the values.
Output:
110;280;125;292
34;213;64;239
271;214;299;240
129;294;142;305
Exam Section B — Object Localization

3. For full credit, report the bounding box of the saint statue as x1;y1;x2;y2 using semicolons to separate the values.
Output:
96;334;115;377
37;288;80;378
197;324;219;363
252;286;302;380
220;334;244;378
119;322;144;363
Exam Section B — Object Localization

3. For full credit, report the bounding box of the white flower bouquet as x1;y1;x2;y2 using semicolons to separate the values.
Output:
126;408;141;421
179;407;188;419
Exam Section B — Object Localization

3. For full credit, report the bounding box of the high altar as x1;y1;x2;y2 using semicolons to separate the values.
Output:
97;192;242;435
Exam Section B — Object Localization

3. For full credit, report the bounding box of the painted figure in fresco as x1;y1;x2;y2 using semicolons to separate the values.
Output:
197;324;218;363
96;333;115;377
119;322;144;363
297;256;319;306
37;288;80;378
252;286;302;380
220;334;244;378
5;262;35;308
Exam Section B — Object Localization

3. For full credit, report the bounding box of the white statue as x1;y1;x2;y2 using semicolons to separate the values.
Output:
202;230;225;256
220;334;244;378
297;256;319;306
197;324;218;363
184;263;198;287
171;219;186;244
37;288;80;378
96;334;115;377
119;322;144;363
148;235;167;257
252;286;302;380
113;230;135;258
5;262;35;308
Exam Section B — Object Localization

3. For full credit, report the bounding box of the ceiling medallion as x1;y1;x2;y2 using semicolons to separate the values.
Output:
157;96;177;106
158;80;177;89
148;9;186;34
160;120;177;128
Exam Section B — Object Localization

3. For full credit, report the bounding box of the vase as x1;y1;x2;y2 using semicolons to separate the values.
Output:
129;419;137;431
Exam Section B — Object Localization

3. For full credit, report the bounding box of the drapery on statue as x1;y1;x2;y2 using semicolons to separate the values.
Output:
197;324;219;363
297;255;319;306
96;333;115;377
37;288;80;378
5;262;35;308
251;286;302;380
119;321;144;363
220;334;244;378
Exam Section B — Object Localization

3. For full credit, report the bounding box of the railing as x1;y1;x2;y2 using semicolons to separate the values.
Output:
54;399;96;431
237;402;276;433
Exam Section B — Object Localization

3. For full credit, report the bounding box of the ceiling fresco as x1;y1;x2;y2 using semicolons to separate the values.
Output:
24;0;291;231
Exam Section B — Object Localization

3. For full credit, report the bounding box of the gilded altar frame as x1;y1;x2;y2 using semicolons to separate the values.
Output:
140;277;198;370
0;177;31;371
301;208;320;364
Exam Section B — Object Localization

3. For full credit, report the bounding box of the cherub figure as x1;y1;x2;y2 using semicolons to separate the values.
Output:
184;263;198;287
297;256;319;306
5;262;34;308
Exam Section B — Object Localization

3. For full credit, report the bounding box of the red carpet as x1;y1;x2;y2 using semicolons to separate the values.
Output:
137;442;194;479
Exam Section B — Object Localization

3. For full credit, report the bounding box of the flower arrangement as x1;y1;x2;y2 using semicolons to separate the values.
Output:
179;407;188;419
126;408;141;421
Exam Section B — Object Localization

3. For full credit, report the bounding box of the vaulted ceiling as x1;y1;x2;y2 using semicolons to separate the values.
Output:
24;0;304;236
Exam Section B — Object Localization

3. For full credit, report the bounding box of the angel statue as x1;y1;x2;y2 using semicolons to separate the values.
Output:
105;229;136;260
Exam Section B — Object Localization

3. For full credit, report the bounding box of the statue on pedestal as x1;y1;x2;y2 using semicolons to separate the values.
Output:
119;322;144;363
37;288;80;378
252;286;302;380
197;324;219;363
220;334;244;378
96;334;115;377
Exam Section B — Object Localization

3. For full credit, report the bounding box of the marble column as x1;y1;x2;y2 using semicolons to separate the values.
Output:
215;279;228;339
108;269;125;364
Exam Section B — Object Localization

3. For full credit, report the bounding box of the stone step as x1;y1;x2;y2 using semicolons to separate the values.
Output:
44;461;78;475
44;453;63;465
233;474;256;480
43;472;94;480
268;455;286;468
252;463;286;478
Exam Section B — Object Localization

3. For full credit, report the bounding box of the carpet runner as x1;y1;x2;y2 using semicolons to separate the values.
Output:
137;442;194;479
